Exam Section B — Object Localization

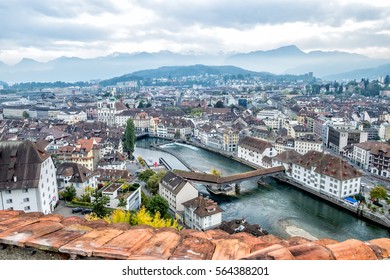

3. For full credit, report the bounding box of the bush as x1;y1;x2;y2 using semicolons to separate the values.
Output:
373;201;383;208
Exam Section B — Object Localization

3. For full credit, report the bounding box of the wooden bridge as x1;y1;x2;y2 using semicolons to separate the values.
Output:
173;166;285;195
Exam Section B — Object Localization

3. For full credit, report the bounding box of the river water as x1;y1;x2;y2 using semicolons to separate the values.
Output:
135;138;390;241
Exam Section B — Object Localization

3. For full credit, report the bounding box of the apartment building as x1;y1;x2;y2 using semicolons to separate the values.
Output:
0;140;59;214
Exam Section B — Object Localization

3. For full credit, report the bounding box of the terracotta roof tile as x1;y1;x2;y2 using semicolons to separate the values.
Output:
240;244;294;260
26;227;88;253
326;239;377;260
288;243;335;260
367;238;390;259
0;210;388;260
170;235;215;260
212;239;251;260
127;228;182;260
0;220;64;247
59;229;124;258
93;227;154;259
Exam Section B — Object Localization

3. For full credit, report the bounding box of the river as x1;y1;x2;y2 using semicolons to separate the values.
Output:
135;138;390;242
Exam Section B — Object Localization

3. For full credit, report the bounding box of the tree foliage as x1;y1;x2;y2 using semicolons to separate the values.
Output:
91;189;110;218
22;111;30;119
370;186;388;202
131;206;181;230
124;118;136;156
214;100;225;108
117;197;128;209
61;185;77;202
146;195;169;217
87;207;181;230
210;167;222;176
146;171;167;195
384;75;390;86
138;169;155;182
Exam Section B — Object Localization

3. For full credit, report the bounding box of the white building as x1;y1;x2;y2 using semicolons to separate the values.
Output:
159;172;198;219
101;182;141;211
0;140;59;214
237;136;277;168
97;96;127;126
294;134;323;155
290;151;362;199
182;195;223;231
56;111;87;124
56;162;98;196
97;152;126;170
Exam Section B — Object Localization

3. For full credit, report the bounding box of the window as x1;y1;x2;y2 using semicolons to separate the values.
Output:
23;198;29;202
6;199;12;203
22;189;28;193
24;206;30;211
5;190;11;194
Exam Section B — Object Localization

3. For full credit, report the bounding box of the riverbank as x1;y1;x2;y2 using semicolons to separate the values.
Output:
272;174;390;230
136;137;390;241
183;140;259;170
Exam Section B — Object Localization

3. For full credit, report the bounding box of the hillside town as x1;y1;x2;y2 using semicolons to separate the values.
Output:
1;73;390;235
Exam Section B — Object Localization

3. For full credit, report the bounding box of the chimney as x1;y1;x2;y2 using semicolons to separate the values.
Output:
13;176;17;182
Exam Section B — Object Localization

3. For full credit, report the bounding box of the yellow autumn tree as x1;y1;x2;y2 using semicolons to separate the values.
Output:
210;167;222;176
104;208;132;224
86;206;182;230
131;206;181;230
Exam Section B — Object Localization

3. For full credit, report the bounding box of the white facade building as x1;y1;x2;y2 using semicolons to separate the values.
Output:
182;196;223;231
290;151;362;199
237;136;277;168
294;134;323;155
0;140;59;214
159;172;198;218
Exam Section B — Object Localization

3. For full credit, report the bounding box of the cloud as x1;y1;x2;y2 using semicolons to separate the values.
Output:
0;0;389;64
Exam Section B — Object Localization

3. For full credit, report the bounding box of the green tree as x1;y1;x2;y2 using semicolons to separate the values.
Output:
137;100;145;108
117;197;128;209
384;75;390;86
138;169;155;182
147;171;166;195
146;195;169;217
91;189;110;218
61;185;77;202
22;111;30;119
370;186;388;202
214;100;225;108
124;118;136;157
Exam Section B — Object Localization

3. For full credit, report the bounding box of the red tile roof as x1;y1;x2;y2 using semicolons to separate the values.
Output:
0;210;389;260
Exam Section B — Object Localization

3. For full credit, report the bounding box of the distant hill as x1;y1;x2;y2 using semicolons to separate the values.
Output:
322;63;390;81
99;65;279;86
227;45;388;77
0;45;389;83
131;65;273;79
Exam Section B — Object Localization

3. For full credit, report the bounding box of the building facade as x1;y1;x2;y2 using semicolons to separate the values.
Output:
290;151;362;199
182;195;223;231
159;172;198;218
237;136;277;168
0;140;59;214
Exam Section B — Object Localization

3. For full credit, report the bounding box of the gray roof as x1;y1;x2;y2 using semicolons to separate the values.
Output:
56;162;95;184
160;171;193;195
0;140;51;190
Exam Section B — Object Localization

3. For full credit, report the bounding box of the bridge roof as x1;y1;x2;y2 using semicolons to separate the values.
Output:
173;166;285;184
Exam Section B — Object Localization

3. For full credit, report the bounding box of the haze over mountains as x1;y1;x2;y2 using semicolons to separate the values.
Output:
0;45;389;84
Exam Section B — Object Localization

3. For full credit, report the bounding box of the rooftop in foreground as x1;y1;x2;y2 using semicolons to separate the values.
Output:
0;210;389;260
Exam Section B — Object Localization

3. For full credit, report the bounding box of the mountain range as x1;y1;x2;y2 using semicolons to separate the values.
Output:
1;45;389;83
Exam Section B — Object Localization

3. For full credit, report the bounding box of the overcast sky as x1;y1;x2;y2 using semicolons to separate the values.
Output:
1;0;390;64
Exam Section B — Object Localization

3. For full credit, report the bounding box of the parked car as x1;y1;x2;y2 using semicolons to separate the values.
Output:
81;208;93;215
71;207;84;214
